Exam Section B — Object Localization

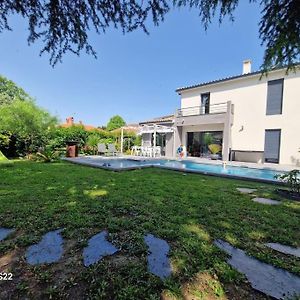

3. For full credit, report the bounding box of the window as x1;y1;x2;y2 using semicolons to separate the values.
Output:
266;79;284;115
264;129;281;163
201;93;210;114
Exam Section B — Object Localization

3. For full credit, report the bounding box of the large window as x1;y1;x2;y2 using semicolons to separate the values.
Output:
187;131;223;157
266;79;284;115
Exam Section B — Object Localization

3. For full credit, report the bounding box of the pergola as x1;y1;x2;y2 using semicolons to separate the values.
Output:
137;124;174;148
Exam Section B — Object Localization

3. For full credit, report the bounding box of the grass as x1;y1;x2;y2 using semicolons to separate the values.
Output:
0;151;13;167
0;150;8;161
0;161;299;299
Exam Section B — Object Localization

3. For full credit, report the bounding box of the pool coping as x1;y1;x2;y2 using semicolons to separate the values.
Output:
63;157;285;185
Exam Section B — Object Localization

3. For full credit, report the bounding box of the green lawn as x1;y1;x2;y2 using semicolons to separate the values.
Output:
0;161;299;299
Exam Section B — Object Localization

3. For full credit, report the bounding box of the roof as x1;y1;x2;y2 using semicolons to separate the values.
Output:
176;64;300;93
139;114;174;125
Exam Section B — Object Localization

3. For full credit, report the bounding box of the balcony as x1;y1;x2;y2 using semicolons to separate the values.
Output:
176;102;227;117
175;102;232;127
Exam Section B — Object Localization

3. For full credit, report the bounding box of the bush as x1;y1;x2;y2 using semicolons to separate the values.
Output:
36;147;62;163
275;169;300;195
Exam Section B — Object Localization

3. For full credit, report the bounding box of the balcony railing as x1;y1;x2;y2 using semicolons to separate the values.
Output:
176;102;227;117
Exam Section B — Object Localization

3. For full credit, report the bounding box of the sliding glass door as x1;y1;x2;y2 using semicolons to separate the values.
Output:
187;131;223;157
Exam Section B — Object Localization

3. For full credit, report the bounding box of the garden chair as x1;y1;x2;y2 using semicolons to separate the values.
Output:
107;144;119;156
97;143;107;155
153;146;161;157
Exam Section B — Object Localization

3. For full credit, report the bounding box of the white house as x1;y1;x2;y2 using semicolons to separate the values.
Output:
139;61;300;166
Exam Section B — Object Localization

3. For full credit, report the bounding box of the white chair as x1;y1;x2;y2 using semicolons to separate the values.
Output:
141;147;147;157
146;147;153;157
154;146;161;157
131;146;141;156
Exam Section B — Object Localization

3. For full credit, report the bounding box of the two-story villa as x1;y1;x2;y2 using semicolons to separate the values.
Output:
139;61;300;166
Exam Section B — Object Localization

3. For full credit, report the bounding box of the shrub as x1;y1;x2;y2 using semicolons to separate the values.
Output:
275;170;300;195
36;146;62;163
86;135;100;155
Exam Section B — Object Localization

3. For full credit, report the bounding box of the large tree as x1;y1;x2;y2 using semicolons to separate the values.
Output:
0;99;57;154
107;115;126;131
0;1;299;69
0;75;31;106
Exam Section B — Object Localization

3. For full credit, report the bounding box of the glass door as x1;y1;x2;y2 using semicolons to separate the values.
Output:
187;131;223;157
201;93;210;114
152;133;166;156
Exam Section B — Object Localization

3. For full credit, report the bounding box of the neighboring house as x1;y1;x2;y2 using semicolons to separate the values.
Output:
60;116;99;131
140;61;300;166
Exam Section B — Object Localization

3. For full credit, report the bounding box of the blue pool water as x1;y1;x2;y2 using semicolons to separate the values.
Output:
68;157;286;182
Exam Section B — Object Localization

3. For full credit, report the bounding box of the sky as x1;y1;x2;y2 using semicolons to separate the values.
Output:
0;1;264;127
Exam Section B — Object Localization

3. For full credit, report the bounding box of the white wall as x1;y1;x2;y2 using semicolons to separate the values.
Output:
179;68;300;166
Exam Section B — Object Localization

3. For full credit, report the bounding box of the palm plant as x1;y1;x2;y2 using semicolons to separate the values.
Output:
86;135;100;155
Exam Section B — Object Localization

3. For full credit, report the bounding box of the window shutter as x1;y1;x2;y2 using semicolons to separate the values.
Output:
266;79;284;115
264;130;281;163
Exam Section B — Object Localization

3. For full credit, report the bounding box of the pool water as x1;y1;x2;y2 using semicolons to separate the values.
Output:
70;157;285;183
160;160;284;182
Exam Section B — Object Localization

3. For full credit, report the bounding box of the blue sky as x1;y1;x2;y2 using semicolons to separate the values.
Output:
0;1;264;126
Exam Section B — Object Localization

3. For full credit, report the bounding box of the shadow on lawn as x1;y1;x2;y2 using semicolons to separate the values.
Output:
0;161;299;299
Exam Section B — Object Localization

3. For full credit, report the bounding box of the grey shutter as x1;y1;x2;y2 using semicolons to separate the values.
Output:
264;130;281;163
266;79;283;115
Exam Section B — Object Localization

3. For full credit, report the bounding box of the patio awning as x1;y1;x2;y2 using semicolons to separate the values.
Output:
137;124;174;135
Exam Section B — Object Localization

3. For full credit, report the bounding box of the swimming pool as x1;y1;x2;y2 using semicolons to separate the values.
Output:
65;156;286;183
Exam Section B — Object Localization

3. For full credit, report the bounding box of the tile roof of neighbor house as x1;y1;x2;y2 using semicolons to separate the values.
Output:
175;64;300;93
139;115;174;125
60;117;101;131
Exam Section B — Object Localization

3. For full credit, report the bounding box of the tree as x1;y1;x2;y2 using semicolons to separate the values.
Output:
0;75;31;106
106;115;126;131
0;100;57;154
0;1;299;69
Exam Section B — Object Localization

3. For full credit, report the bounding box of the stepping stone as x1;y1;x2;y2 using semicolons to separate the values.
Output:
26;229;64;265
144;234;171;279
265;243;300;258
83;231;118;267
237;188;257;194
252;197;281;205
0;228;15;242
214;239;300;299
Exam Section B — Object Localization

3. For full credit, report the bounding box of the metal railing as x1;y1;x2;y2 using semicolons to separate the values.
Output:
176;102;227;117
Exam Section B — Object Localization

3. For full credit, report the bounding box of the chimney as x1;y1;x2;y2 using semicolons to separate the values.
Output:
66;116;74;125
242;59;252;74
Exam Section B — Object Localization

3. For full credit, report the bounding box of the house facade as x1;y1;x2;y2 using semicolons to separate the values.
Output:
139;62;300;166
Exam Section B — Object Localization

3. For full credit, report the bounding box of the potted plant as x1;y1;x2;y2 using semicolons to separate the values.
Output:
274;169;300;201
208;144;221;160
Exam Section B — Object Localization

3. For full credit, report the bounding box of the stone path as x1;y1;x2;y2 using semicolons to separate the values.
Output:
4;227;300;299
83;231;118;267
214;239;300;299
266;243;300;258
252;197;281;205
144;234;171;279
236;188;257;194
0;228;14;242
26;229;64;265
